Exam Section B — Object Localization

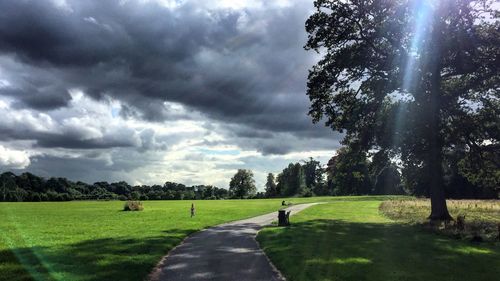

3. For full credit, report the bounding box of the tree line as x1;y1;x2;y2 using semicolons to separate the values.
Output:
227;147;498;199
0;171;229;202
261;147;497;199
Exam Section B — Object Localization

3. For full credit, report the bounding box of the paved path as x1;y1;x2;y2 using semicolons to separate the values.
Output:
149;203;319;281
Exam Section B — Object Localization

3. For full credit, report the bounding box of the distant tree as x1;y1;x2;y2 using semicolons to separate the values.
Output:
305;0;499;220
367;150;404;195
173;191;184;200
130;191;141;200
325;156;337;192
252;192;267;199
214;187;229;199
264;173;278;198
302;158;324;188
458;146;499;198
368;151;391;184
0;172;17;201
17;172;45;193
277;163;307;196
327;147;371;195
373;165;403;195
30;192;42;202
229;169;257;199
201;185;213;199
74;181;91;197
110;181;132;196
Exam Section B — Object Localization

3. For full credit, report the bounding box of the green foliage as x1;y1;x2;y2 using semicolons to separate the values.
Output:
305;0;499;218
302;158;324;189
326;147;371;195
0;172;230;202
458;148;500;198
123;201;144;211
264;147;494;198
264;173;278;198
277;163;308;196
373;165;403;195
258;200;500;281
229;169;257;199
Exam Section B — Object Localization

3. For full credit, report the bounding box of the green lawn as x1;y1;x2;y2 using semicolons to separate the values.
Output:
0;199;309;281
257;199;500;281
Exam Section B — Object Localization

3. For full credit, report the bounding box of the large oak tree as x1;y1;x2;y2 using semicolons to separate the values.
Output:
305;0;499;220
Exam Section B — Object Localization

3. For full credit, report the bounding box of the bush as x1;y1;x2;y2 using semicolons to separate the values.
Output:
123;201;144;211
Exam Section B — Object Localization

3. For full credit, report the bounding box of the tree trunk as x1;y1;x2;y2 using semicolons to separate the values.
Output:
427;9;452;221
426;114;451;220
427;144;451;221
427;84;450;221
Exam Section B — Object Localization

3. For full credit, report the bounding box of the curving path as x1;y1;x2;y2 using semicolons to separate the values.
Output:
149;203;319;281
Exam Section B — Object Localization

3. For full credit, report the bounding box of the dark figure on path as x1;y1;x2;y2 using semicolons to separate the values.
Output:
190;203;195;217
282;200;286;206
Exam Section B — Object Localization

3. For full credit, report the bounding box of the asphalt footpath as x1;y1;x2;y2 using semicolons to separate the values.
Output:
149;203;320;281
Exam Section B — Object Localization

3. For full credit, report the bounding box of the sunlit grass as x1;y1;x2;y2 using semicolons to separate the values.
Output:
380;199;500;241
257;200;500;281
0;199;293;281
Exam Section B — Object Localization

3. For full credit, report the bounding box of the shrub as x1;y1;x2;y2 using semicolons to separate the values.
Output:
123;201;144;211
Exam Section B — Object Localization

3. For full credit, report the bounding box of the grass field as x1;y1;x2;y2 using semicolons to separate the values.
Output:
1;199;318;281
4;196;495;281
257;199;500;281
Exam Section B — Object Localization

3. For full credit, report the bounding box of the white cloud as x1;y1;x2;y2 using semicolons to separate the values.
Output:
50;0;73;12
0;145;31;169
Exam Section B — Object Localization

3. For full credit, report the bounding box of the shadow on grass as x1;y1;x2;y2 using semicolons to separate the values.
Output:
258;219;500;281
0;228;198;281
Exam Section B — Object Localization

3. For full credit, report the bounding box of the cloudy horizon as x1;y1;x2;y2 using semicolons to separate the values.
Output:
0;0;342;189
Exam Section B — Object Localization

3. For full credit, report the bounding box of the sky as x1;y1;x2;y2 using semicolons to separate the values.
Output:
0;0;342;189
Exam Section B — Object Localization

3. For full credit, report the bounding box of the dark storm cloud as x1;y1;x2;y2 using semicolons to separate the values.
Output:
0;0;341;153
17;152;142;184
0;125;137;149
1;86;71;110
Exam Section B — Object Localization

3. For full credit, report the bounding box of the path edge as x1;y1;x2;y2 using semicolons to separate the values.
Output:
147;202;324;281
254;202;325;281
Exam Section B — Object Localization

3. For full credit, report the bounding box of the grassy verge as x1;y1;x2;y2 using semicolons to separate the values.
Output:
257;199;500;281
380;199;500;241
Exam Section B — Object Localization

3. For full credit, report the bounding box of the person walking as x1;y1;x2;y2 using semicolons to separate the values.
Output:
190;203;195;218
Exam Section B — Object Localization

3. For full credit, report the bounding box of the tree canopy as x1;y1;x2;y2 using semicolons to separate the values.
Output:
277;163;308;196
229;169;257;199
265;173;278;197
305;0;499;219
